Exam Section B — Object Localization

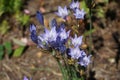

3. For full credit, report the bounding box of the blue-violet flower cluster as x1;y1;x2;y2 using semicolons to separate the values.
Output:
30;12;70;53
67;34;91;67
30;9;91;67
56;0;85;20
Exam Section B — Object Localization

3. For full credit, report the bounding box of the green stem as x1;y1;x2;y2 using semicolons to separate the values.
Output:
55;58;67;80
70;65;78;80
89;7;93;54
62;55;70;79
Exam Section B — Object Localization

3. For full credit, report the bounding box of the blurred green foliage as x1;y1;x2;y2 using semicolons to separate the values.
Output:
0;0;29;59
3;41;12;56
0;42;12;60
0;0;22;15
13;46;25;57
80;0;108;18
0;0;29;35
0;45;4;60
15;12;29;26
0;41;26;60
0;20;9;35
80;1;89;13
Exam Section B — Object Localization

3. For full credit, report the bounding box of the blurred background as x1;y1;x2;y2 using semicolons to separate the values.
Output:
0;0;120;80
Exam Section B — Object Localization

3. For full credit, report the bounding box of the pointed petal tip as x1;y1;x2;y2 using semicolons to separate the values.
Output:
36;11;44;25
30;24;36;32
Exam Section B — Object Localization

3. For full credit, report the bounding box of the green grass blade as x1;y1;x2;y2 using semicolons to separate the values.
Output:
13;46;25;57
0;45;4;60
3;42;12;56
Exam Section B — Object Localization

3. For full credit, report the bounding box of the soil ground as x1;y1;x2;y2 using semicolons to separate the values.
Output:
0;0;120;80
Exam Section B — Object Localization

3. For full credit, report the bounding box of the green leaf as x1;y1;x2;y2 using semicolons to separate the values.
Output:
83;29;95;36
0;20;10;35
3;42;12;56
0;45;4;60
80;1;89;14
0;1;4;16
13;46;25;57
20;14;29;26
13;0;22;12
15;12;29;26
96;7;105;18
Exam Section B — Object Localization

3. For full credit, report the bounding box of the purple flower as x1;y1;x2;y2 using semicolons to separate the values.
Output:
74;9;85;19
70;0;79;11
81;50;87;57
37;35;45;48
37;27;58;48
23;76;32;80
78;55;91;67
58;45;66;53
49;36;66;53
68;47;82;59
30;24;38;44
56;23;65;33
44;27;58;42
30;24;36;32
36;11;44;26
71;34;83;47
59;29;70;41
56;6;69;19
50;18;57;28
